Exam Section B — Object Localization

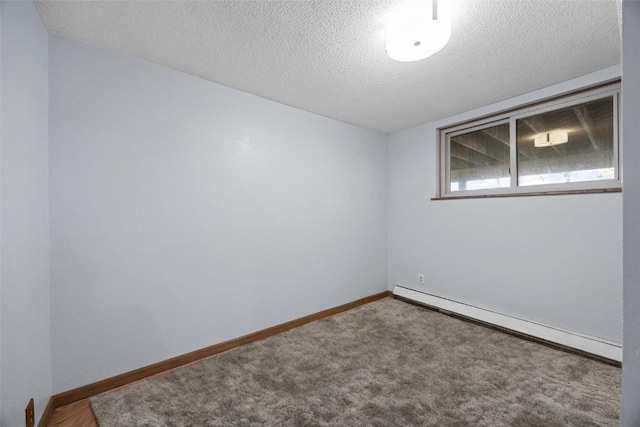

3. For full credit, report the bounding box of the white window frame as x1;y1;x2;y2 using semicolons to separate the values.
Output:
437;83;621;199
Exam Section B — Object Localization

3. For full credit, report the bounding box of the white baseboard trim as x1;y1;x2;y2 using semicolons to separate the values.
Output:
393;286;622;362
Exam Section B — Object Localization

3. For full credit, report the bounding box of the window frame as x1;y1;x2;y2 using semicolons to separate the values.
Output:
437;82;621;199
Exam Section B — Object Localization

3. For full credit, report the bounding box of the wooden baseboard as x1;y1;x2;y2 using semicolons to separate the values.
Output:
51;290;391;408
37;397;54;427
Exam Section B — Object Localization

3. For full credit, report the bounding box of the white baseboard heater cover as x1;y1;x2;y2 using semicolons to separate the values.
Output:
393;286;622;362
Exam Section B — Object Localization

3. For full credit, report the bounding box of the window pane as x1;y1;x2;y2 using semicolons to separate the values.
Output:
516;96;614;187
449;123;510;192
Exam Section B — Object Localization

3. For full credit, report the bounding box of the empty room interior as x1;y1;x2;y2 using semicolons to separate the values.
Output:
1;0;640;425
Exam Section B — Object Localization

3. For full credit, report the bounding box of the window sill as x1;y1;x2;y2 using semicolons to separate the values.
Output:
431;187;621;201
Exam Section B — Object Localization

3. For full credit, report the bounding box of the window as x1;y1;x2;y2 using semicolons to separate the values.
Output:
438;83;620;198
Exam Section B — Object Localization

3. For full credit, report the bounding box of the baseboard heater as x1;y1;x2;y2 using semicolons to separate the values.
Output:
393;286;622;363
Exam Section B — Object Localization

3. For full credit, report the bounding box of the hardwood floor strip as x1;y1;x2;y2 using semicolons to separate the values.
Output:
51;291;391;408
37;397;54;427
48;399;97;427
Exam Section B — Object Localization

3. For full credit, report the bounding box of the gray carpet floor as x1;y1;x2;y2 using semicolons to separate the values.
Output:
90;297;620;426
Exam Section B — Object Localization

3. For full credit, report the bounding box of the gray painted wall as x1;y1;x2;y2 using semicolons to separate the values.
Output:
622;1;640;425
388;67;623;344
0;2;3;419
0;1;51;425
49;35;388;393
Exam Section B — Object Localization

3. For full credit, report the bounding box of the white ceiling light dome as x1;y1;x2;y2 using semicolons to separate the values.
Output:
386;0;452;62
534;131;569;147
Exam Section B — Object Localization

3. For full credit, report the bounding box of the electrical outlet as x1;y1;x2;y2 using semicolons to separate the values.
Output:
418;274;424;285
25;398;34;427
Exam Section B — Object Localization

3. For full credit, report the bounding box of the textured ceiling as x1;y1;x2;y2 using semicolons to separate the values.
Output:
35;0;621;134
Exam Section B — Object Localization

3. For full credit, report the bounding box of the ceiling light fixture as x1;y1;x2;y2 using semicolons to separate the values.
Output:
386;0;452;62
534;131;569;147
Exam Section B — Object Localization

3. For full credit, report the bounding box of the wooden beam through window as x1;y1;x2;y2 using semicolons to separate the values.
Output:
572;105;600;151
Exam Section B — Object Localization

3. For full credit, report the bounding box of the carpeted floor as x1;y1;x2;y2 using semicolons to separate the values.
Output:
90;298;620;426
